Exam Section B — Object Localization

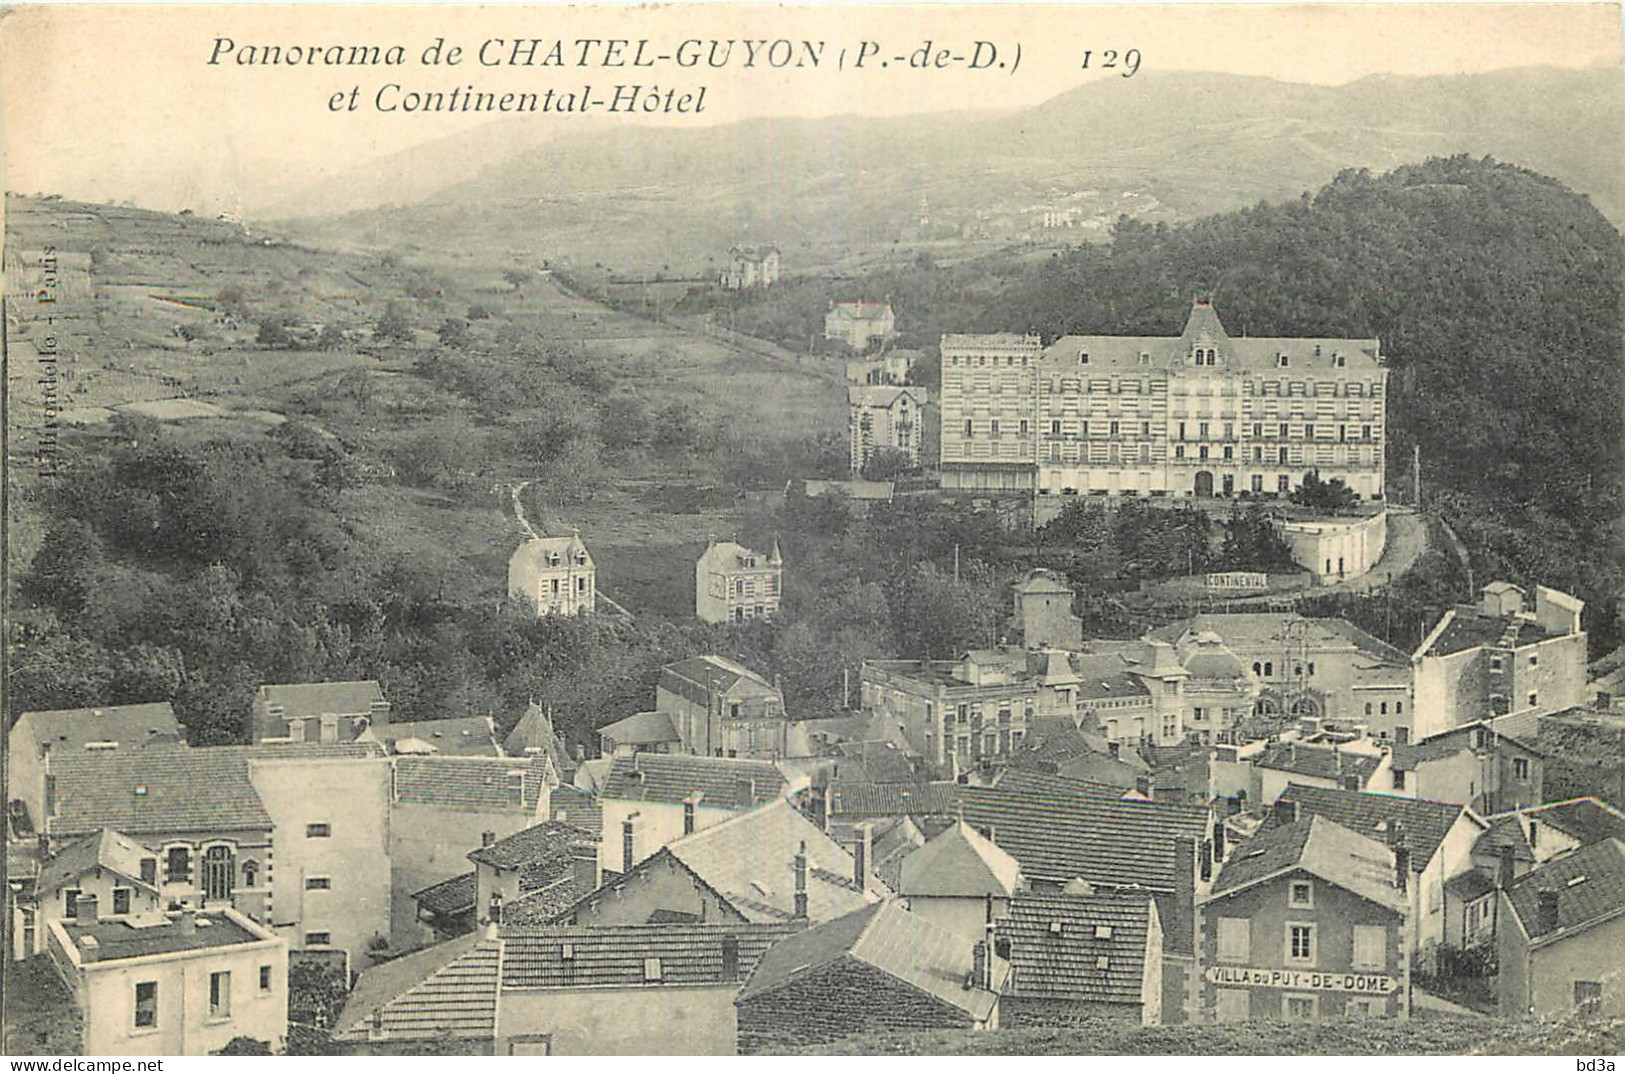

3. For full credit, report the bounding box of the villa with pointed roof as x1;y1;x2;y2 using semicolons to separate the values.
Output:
656;654;788;759
897;819;1024;942
508;534;595;617
11;829;164;961
940;297;1388;499
695;539;782;625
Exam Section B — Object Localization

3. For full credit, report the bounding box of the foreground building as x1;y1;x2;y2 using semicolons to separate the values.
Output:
47;907;288;1056
1497;838;1625;1019
939;299;1387;499
1200;814;1410;1023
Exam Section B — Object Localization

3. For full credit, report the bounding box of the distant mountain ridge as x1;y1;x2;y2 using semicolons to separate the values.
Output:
270;65;1625;245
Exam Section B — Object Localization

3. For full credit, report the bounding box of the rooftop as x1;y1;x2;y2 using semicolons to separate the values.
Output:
898;819;1023;899
61;910;266;962
392;755;550;813
599;754;787;809
828;302;894;322
337;932;499;1042
661;654;779;700
381;717;498;757
37;829;158;899
849;385;925;408
695;543;780;574
596;710;682;747
738;900;998;1021
509;535;591;570
1148;613;1407;665
256;680;384;719
1504;839;1625;945
467;820;593;872
12;703;180;753
412;871;477;918
996;891;1157;1005
1255;742;1383;786
1276;783;1472;871
1427;610;1565;658
546;785;602;834
1211;814;1406;913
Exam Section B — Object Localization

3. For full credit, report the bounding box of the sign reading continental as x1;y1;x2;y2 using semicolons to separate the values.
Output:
1205;571;1270;591
1206;966;1399;993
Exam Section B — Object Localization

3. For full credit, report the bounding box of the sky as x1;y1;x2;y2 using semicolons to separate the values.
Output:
2;3;1621;213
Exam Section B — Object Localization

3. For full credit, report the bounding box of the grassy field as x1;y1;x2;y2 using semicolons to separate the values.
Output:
771;1012;1625;1056
5;194;845;616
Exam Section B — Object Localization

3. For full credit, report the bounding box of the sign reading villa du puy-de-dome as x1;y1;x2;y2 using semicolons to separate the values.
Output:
1205;966;1400;993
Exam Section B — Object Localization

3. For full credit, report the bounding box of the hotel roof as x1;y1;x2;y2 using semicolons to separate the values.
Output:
599;753;787;809
256;680;384;718
392;755;550;812
12;702;180;753
61;910;267;962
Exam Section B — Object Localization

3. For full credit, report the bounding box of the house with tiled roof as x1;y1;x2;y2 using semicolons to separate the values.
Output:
508;534;595;618
898;820;1024;942
6;703;181;831
657;652;787;756
11;829;163;961
1013;569;1083;650
695;543;783;627
995;891;1164;1026
565;799;885;928
251;680;389;745
1498;838;1625;1018
848;383;928;475
48;906;288;1056
334;921;800;1054
1273;783;1487;969
597;710;682;757
1408;714;1549;813
735;899;1001;1052
597;752;795;873
466;821;596;928
1413;583;1587;741
1253;740;1387;803
378;716;498;758
389;755;555;950
829;815;924;892
824;300;897;351
1202;814;1410;1023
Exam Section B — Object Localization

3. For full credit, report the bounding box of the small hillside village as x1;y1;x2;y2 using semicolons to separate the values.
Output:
8;527;1625;1053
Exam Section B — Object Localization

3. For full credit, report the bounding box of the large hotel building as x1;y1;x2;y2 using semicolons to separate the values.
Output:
939;299;1388;500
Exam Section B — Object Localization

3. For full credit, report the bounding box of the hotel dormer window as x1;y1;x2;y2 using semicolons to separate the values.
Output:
1278;353;1290;367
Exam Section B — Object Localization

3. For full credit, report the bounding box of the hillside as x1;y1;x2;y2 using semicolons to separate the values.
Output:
767;1013;1625;1055
276;65;1625;275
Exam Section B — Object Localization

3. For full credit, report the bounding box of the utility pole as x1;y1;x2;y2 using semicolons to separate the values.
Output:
954;544;961;583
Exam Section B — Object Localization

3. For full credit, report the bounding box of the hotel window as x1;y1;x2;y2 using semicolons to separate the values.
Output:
1529;653;1539;667
1178;422;1186;439
1217;917;1250;962
1079;351;1090;365
210;971;232;1019
1199;447;1209;460
1223;446;1233;460
1162;714;1178;739
304;931;332;946
1199;421;1210;437
957;705;968;725
134;981;158;1029
167;845;192;882
1514;757;1530;780
1528;692;1538;708
1264;662;1274;677
260;966;273;993
112;887;131;915
1141;420;1150;436
1365;702;1373;716
1278;448;1289;465
1396;702;1404;715
306;876;332;891
1286;923;1316;964
1081;420;1090;436
1304;423;1315;439
1252;473;1263;491
305;823;331;839
1051;420;1061;436
1283;995;1316;1022
1352;925;1386;971
1380;702;1388;715
64;889;81;919
1109;420;1119;435
1019;419;1029;437
1362;424;1372;439
991;420;1000;437
964;419;974;438
1175;446;1185;459
1289;880;1314;908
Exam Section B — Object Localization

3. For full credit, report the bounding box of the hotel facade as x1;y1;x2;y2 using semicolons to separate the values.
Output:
939;301;1387;501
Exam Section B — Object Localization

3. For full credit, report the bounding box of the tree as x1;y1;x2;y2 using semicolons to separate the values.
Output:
1291;470;1357;512
466;303;493;321
315;323;347;351
215;1037;271;1056
504;268;534;292
545;439;605;509
598;395;649;453
652;402;701;452
860;447;915;482
374;302;413;344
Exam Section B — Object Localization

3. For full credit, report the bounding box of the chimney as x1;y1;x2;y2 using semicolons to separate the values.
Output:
971;940;990;991
1394;726;1410;746
1172;836;1197;953
1342;772;1361;792
853;823;872;892
622;813;638;875
572;841;600;895
178;912;197;936
1498;844;1516;890
793;841;809;920
1214;819;1228;863
734;778;755;806
1528;820;1538;850
1393;844;1410;893
78;935;99;963
1537;889;1560;934
1273;797;1298;827
1200;838;1213;882
481;830;496;848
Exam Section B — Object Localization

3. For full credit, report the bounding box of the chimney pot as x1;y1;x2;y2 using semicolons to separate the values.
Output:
793;841;809;920
853;823;872;892
481;830;496;847
622;815;638;876
1498;844;1516;890
1537;889;1560;934
971;940;990;991
1273;798;1298;827
1394;726;1410;746
1393;845;1411;893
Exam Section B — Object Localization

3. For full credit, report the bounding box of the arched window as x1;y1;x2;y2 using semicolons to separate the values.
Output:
242;859;259;888
1255;698;1278;717
1290;697;1321;718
